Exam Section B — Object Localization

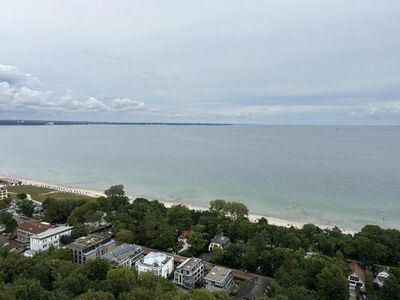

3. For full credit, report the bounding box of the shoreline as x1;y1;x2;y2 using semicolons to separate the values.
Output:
0;175;356;235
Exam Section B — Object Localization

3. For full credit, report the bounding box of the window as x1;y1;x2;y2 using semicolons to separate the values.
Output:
350;276;359;282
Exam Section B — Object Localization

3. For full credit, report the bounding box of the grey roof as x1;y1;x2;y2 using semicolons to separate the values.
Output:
204;266;232;283
66;232;112;251
237;276;271;300
102;243;142;262
176;257;203;271
211;234;231;246
31;226;72;239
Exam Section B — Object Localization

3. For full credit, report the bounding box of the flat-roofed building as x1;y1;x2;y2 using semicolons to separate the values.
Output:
17;221;53;243
66;233;116;265
102;243;143;268
174;257;205;289
135;252;174;278
25;225;73;257
204;266;234;293
0;185;8;200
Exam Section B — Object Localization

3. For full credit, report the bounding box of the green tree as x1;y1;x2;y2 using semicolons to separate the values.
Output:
167;204;193;232
316;265;348;300
226;201;249;220
106;267;136;296
286;286;318;300
0;211;17;233
115;229;135;244
211;246;224;264
16;193;27;200
71;224;89;239
187;225;207;255
105;185;129;211
82;259;110;281
76;290;115;300
187;289;216;300
17;199;35;218
379;271;400;300
9;278;49;300
365;267;375;300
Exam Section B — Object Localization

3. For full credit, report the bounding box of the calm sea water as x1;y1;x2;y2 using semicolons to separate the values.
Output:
1;125;399;230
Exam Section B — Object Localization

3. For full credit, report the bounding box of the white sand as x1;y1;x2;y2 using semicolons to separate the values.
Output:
1;175;356;234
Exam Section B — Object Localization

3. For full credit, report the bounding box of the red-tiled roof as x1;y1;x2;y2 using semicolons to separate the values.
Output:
349;261;365;283
18;221;52;234
178;230;190;240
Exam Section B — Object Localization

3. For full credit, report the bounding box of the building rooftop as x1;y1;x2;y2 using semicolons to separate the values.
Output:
102;243;142;262
176;257;203;271
66;232;112;250
18;221;53;235
178;230;190;240
204;266;232;283
141;252;172;267
0;184;5;189
349;261;365;283
32;226;72;239
211;234;231;246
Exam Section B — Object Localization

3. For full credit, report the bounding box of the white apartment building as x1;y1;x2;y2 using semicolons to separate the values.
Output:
135;252;174;278
0;185;8;200
24;226;73;257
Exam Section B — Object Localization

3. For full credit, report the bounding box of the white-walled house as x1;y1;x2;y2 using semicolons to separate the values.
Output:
135;252;174;278
208;234;231;252
24;226;73;257
374;267;390;287
348;261;365;291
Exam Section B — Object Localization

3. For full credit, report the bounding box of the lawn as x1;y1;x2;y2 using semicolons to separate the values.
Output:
7;185;94;203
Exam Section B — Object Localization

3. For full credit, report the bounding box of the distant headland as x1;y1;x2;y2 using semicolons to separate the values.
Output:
0;119;233;126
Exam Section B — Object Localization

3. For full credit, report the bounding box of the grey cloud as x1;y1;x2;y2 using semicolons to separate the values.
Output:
0;64;40;87
350;101;400;119
0;64;156;116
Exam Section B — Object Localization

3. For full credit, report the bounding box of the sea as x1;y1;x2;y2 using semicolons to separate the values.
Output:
1;125;399;231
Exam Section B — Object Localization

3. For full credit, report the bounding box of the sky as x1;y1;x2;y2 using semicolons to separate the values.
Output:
0;0;400;124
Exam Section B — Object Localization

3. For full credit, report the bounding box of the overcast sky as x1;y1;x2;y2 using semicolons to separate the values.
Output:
1;0;400;124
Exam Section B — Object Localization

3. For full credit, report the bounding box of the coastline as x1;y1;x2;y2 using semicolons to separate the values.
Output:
0;175;356;235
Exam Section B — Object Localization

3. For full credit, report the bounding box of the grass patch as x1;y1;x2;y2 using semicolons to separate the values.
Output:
7;185;93;203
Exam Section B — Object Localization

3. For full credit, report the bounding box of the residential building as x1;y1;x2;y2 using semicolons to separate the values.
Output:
204;266;234;293
173;257;205;289
178;230;190;244
24;225;73;257
66;232;116;265
208;234;231;252
17;221;53;243
348;261;365;291
102;243;143;268
0;185;8;200
236;276;271;300
178;230;191;253
374;266;390;287
135;252;174;278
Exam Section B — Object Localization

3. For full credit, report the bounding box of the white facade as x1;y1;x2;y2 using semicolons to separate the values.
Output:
348;272;365;291
0;185;8;200
28;226;73;255
135;252;174;278
374;270;390;287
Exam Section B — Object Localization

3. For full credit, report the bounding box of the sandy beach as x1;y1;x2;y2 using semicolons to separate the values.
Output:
0;175;355;234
